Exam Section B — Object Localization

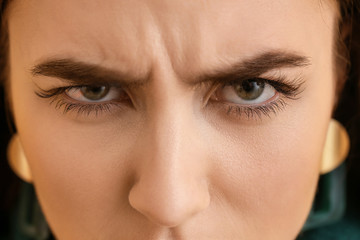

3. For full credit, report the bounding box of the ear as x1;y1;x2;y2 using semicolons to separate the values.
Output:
320;119;350;174
7;134;33;183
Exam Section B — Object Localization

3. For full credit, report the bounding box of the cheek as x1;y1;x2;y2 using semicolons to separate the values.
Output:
24;124;146;239
207;71;334;236
209;121;327;237
20;123;134;233
10;75;140;236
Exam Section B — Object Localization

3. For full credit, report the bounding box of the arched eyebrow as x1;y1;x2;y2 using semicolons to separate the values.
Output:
31;50;311;87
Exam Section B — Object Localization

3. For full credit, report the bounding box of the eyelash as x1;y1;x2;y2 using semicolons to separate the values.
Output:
34;76;303;119
220;98;287;119
35;86;124;116
209;76;304;119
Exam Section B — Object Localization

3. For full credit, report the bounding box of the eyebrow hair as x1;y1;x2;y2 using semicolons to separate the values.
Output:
31;58;148;87
31;50;311;87
195;51;311;85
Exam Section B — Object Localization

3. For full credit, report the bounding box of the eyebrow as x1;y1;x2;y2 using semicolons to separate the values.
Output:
31;50;311;87
195;51;311;85
31;58;148;87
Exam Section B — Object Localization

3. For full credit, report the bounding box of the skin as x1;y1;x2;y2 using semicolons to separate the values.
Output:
7;0;339;239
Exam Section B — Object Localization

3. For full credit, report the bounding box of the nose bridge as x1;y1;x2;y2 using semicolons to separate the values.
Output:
142;101;190;193
151;97;186;167
128;96;210;227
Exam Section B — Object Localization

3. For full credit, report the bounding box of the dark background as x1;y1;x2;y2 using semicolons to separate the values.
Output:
0;86;20;237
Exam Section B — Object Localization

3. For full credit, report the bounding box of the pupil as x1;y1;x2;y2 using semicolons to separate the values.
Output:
80;86;109;100
234;79;265;100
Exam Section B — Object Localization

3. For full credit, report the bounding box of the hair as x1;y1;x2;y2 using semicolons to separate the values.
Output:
0;0;9;87
0;0;359;236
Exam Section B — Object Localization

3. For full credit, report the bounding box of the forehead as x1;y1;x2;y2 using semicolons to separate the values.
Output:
8;0;336;79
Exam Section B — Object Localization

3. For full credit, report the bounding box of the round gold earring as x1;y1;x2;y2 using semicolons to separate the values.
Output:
320;119;350;174
7;134;33;183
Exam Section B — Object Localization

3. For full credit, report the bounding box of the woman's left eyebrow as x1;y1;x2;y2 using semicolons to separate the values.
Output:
192;50;311;85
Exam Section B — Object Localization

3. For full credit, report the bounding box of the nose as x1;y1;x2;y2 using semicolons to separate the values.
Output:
128;102;210;227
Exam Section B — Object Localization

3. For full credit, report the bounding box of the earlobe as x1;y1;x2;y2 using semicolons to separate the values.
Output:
320;119;350;174
7;134;33;183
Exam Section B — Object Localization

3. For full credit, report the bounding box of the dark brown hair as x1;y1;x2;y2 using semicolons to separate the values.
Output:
0;0;9;86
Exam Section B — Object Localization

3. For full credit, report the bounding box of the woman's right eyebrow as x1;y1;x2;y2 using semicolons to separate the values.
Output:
30;50;311;87
31;58;149;88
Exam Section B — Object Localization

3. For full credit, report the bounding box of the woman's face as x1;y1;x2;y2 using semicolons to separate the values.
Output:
8;0;338;239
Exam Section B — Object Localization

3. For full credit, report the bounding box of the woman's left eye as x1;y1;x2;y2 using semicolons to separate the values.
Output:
213;78;277;105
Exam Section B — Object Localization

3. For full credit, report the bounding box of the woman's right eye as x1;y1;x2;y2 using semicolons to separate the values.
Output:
35;85;132;116
65;85;128;103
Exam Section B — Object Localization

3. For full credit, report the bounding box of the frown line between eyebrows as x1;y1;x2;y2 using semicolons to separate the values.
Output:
30;50;311;88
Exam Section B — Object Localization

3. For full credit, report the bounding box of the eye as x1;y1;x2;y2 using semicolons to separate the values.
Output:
34;84;133;117
65;85;127;102
214;78;277;105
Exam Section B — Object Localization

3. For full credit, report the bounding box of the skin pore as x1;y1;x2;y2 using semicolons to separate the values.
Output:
6;0;339;239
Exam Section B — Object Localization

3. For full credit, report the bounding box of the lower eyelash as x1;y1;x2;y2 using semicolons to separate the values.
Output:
35;87;122;116
53;98;115;116
213;76;304;120
224;98;287;120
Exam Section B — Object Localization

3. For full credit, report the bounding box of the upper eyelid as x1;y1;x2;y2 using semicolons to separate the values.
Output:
35;85;132;106
35;75;304;108
218;75;305;94
34;82;298;120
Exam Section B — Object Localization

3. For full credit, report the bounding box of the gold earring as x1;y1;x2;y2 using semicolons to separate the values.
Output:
7;134;33;183
320;119;350;174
